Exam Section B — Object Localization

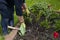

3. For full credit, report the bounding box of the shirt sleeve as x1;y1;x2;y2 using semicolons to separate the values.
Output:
23;0;25;3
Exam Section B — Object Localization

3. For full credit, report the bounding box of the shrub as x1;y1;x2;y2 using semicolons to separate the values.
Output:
24;2;60;31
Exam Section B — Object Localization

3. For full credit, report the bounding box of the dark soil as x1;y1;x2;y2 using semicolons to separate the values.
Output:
14;25;60;40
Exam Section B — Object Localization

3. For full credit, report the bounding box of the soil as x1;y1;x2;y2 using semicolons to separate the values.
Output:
14;25;60;40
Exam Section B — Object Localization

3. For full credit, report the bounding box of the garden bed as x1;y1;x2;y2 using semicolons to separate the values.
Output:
14;25;60;40
14;3;60;40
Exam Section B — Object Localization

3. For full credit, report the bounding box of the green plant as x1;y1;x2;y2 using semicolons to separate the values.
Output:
24;2;60;31
54;20;60;31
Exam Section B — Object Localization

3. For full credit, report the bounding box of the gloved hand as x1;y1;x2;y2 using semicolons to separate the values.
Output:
19;23;26;36
26;8;30;16
22;3;30;16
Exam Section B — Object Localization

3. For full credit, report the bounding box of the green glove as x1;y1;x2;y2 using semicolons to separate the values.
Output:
19;23;26;36
26;8;30;16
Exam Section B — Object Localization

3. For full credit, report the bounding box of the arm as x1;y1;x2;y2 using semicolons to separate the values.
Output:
22;0;27;9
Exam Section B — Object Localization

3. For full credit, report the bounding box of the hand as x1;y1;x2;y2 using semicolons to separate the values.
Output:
22;6;25;12
19;23;26;36
22;3;30;16
26;8;30;16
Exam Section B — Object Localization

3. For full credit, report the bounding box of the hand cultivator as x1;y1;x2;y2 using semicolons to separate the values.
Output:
8;22;26;36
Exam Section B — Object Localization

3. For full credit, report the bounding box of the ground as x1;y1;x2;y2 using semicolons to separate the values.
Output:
14;25;60;40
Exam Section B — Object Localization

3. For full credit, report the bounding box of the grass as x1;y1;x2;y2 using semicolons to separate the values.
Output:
14;11;18;25
26;0;60;10
0;36;4;40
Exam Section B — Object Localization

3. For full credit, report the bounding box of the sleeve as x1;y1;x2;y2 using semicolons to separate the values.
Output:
23;0;25;3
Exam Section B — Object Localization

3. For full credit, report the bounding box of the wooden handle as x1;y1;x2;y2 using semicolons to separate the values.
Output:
8;26;20;30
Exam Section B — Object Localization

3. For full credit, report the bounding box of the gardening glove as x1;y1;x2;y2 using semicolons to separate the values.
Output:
19;23;26;36
26;8;30;16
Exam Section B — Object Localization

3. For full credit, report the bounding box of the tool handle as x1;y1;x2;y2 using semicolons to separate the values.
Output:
8;26;20;30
